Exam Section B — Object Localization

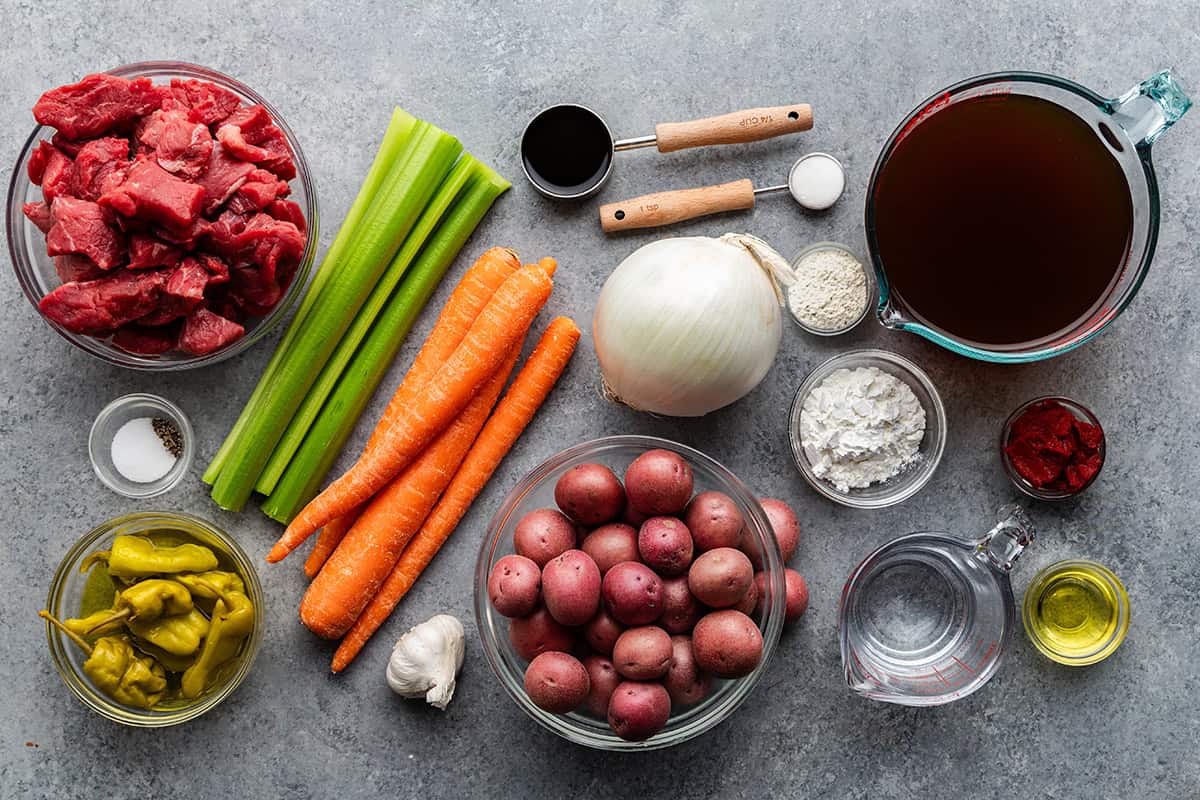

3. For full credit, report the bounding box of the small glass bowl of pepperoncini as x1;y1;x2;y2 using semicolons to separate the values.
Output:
42;512;263;727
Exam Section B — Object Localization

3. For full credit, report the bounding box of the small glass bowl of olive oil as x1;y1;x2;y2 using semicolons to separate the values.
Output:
1022;560;1129;666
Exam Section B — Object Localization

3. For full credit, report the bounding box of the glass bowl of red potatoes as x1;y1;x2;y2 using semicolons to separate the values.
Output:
6;61;318;370
474;435;805;751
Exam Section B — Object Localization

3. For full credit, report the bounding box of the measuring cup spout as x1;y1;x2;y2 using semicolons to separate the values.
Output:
1110;70;1191;148
975;505;1035;573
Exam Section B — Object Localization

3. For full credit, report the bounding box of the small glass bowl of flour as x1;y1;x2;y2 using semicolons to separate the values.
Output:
784;242;875;336
787;349;946;508
89;393;194;498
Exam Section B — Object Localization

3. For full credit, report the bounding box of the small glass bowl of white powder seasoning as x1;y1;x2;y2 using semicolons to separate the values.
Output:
787;349;946;508
88;393;194;498
784;242;875;336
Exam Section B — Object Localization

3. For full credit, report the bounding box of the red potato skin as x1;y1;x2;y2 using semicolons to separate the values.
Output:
583;655;622;717
744;498;801;569
624;449;694;516
488;554;542;618
733;574;758;616
581;523;640;575
611;626;673;680
509;606;576;661
659;575;702;634
514;508;578;567
602;561;664;625
607;681;671;742
692;610;763;678
554;463;626;526
524;652;590;714
622;503;650;528
665;635;711;706
687;547;754;608
637;516;694;576
541;549;602;626
684;491;744;552
583;609;625;655
753;569;809;622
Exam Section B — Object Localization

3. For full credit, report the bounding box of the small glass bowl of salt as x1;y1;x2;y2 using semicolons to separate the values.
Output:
88;394;193;498
784;242;876;336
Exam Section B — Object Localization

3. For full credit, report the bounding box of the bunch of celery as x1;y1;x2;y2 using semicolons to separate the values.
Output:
204;109;510;516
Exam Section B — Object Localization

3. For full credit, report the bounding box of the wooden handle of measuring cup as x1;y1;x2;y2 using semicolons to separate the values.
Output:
654;104;813;153
599;179;756;233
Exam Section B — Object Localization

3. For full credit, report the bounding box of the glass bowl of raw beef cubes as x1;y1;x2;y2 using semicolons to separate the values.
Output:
6;62;318;369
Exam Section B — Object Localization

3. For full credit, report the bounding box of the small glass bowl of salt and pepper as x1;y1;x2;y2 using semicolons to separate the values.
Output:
89;393;193;498
783;242;877;336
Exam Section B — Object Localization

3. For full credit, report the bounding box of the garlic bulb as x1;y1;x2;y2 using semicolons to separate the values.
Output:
593;234;787;417
385;614;465;710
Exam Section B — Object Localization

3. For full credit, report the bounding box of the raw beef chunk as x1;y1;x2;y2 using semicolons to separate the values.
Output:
74;137;130;201
178;307;244;355
38;269;167;335
127;234;183;270
100;158;205;230
54;255;104;283
34;74;163;139
113;324;177;355
23;201;54;234
46;197;125;270
156;112;213;178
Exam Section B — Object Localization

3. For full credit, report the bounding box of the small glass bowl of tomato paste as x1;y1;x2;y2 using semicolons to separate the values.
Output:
1000;396;1106;501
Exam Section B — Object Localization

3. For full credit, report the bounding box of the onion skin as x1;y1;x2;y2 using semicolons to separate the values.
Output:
592;236;782;417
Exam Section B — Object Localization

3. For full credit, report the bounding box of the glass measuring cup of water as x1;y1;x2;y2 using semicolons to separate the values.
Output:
838;506;1035;706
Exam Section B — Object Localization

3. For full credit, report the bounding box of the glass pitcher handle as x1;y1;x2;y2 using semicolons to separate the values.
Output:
975;505;1035;573
1109;70;1192;147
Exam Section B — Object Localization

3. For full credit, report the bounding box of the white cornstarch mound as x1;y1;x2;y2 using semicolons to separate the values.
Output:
786;248;868;331
799;366;926;491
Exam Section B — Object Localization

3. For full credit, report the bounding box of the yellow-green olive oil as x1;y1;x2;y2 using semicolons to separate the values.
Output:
1023;561;1129;665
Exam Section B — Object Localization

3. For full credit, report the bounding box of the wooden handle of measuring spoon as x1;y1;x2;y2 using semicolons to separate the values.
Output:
599;179;756;233
654;104;813;153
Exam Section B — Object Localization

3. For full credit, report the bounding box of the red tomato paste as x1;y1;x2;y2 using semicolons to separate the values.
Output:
1004;400;1103;493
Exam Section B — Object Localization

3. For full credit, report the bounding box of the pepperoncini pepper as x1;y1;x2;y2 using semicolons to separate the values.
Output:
39;611;167;709
128;607;209;656
64;595;124;638
181;590;255;699
176;571;246;614
81;535;219;578
84;578;193;634
131;638;199;673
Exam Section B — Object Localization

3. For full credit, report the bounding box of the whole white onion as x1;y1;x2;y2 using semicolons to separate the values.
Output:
592;234;786;417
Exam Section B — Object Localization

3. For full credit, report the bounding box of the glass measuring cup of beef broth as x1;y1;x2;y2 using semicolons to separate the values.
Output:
838;506;1035;706
867;71;1190;363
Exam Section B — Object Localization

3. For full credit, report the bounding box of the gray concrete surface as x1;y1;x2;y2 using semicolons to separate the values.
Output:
2;1;1198;797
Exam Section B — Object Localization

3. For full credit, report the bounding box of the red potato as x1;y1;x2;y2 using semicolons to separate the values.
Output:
554;463;626;526
583;609;625;655
624;449;694;516
637;516;694;576
684;491;744;552
524;652;590;714
488;554;542;618
659;575;702;634
541;549;602;626
583;655;622;717
692;609;763;678
581;523;640;575
509;606;576;661
607;681;671;741
514;508;578;567
753;569;809;623
687;547;754;608
612;626;673;680
622;503;649;528
744;498;801;569
665;635;711;706
602;561;663;625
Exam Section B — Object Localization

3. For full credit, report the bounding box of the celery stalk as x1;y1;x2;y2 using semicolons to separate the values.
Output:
260;166;510;523
254;155;482;495
210;122;463;511
203;109;418;485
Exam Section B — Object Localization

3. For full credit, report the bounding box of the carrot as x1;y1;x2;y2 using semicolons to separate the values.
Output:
299;345;523;639
265;247;519;561
283;264;555;545
302;506;363;578
331;316;580;672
